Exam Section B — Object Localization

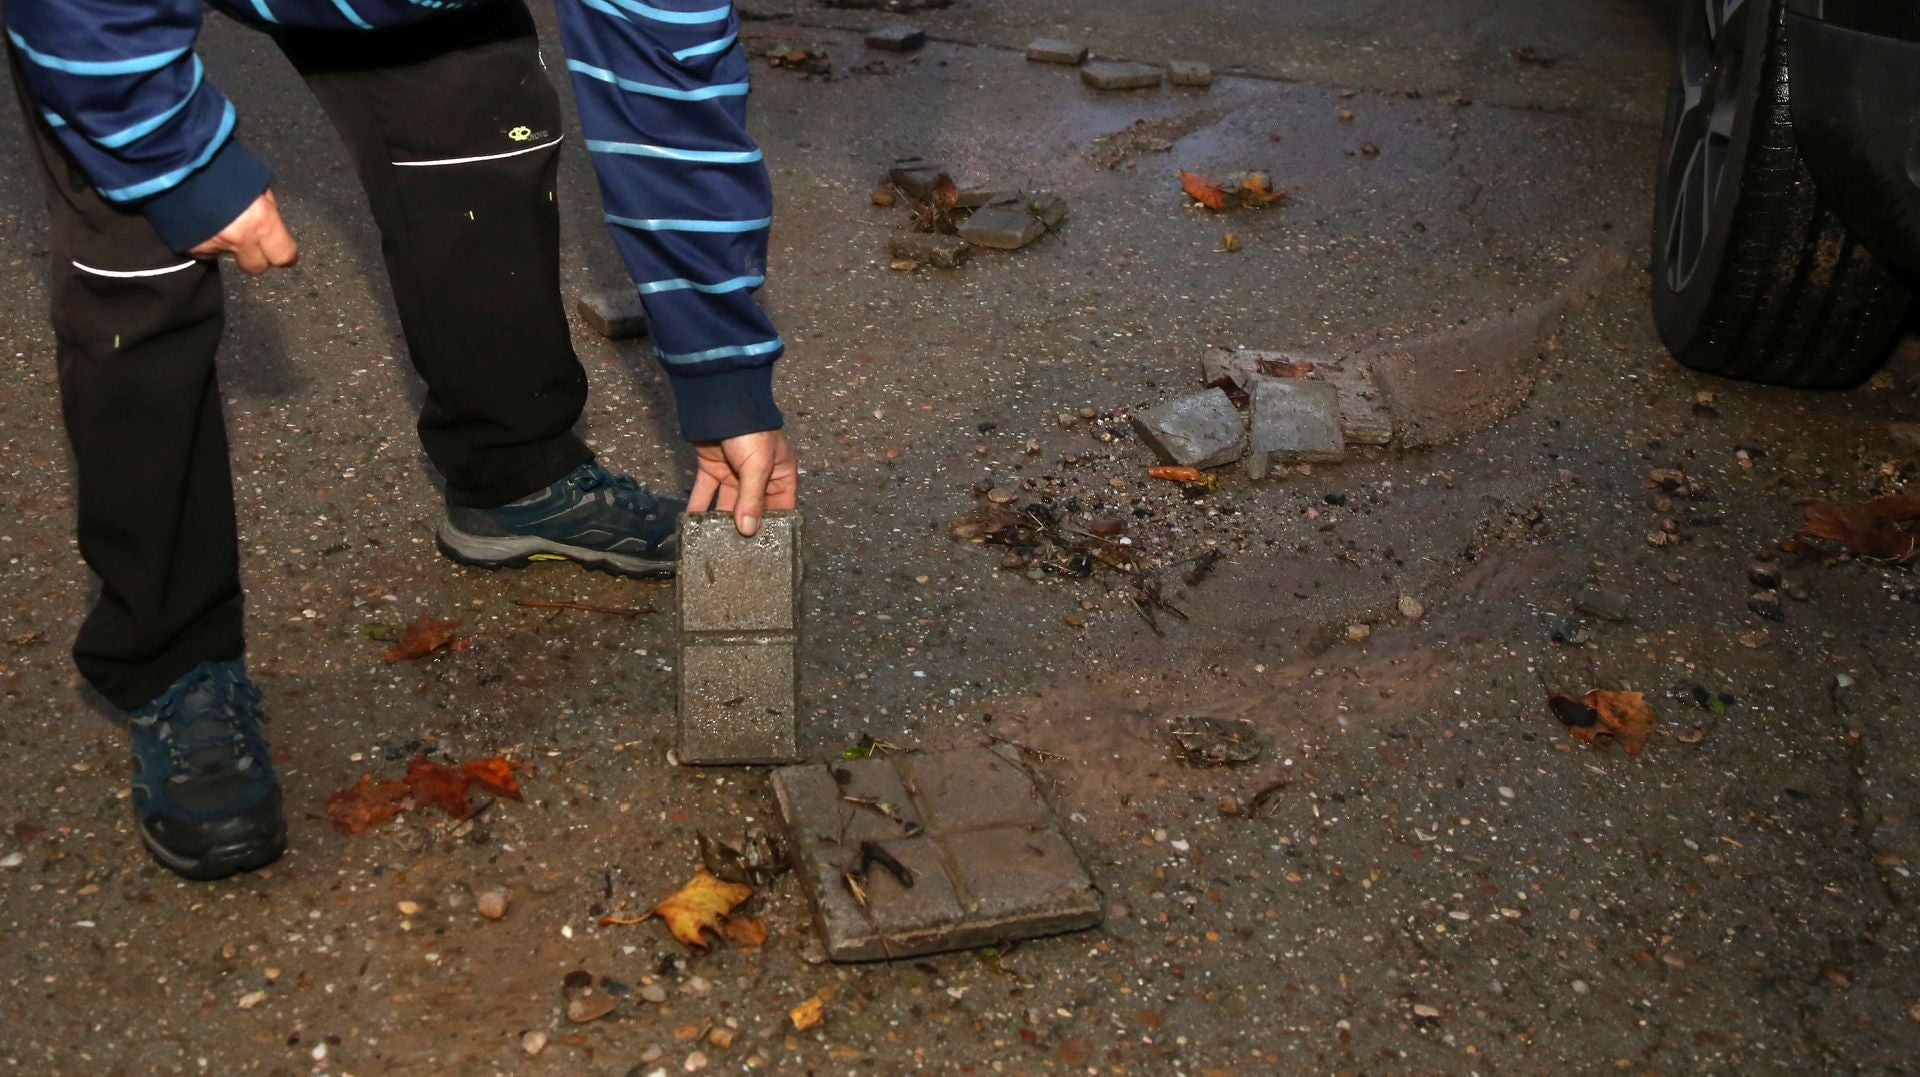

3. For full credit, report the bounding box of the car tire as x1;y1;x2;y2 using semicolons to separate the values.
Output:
1650;0;1911;388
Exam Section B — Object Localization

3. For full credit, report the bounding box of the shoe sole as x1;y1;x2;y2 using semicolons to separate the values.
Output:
435;518;676;580
139;820;287;882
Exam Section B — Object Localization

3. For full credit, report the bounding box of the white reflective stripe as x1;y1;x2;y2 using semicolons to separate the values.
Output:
392;135;565;168
71;259;199;279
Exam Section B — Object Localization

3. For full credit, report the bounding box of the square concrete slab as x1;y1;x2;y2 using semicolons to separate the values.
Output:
678;512;800;635
772;748;1102;961
676;512;802;764
1130;388;1246;469
1249;376;1345;465
677;640;798;764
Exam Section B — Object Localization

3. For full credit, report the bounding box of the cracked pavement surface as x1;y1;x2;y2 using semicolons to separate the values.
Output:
2;0;1918;1073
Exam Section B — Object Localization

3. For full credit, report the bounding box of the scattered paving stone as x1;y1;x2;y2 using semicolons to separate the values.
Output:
576;291;649;340
1167;60;1213;87
1130;388;1246;469
887;232;970;269
772;748;1102;961
1080;61;1163;91
864;24;925;50
887;157;947;201
1248;377;1345;471
1025;38;1089;64
1170;717;1265;766
958;202;1046;250
677;512;803;765
952;186;996;209
1574;584;1633;623
476;888;509;920
1203;348;1391;445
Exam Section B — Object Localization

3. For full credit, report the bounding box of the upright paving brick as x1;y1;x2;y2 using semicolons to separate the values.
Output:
864;24;925;50
1080;61;1163;91
576;290;649;340
1168;60;1214;87
1025;38;1089;65
1249;377;1345;468
1130;388;1246;469
675;512;802;764
772;748;1102;961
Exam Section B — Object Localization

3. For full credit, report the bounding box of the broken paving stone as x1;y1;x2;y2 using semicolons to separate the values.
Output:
1170;717;1265;767
1168;60;1214;87
958;202;1046;250
1080;61;1162;91
1025;38;1089;64
772;748;1101;961
864;24;925;50
1130;388;1246;469
887;157;947;201
1249;377;1344;469
576;291;648;340
887;232;970;268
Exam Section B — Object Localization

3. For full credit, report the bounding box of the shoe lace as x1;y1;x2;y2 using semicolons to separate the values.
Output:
573;463;660;516
131;665;263;780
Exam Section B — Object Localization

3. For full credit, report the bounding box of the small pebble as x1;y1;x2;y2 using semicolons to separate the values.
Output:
521;1030;548;1056
640;983;668;1004
396;900;421;916
1571;980;1591;995
476;888;509;920
237;990;267;1010
0;852;23;869
986;487;1017;504
1412;1003;1440;1018
1497;786;1515;799
1396;594;1424;620
684;1051;709;1073
1345;623;1371;642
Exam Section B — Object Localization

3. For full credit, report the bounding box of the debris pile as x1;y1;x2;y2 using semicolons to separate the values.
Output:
874;157;1068;267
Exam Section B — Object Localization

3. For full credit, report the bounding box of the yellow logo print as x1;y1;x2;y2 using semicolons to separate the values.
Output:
508;126;533;142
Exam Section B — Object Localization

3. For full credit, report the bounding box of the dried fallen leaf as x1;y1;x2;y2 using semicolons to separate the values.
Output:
870;182;896;206
325;773;409;836
930;174;958;211
718;916;769;950
381;614;466;662
790;994;826;1031
1238;172;1285;207
1558;689;1657;759
1179;170;1228;211
1799;496;1920;561
459;756;524;801
405;756;473;820
1148;465;1209;484
1217;231;1240;253
1255;356;1315;378
652;869;754;950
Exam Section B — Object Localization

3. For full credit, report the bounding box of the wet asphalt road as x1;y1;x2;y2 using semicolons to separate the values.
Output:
2;0;1918;1073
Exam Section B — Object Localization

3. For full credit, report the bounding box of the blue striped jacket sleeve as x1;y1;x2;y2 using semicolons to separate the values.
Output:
7;0;271;251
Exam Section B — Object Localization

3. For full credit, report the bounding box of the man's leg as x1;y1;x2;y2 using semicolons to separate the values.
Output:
272;0;593;509
7;44;284;881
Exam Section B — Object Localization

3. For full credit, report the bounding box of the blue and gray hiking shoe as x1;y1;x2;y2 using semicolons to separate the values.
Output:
436;462;682;579
128;660;286;881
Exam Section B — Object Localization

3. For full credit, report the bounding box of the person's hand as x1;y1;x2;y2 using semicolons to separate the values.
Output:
189;190;299;275
689;429;798;536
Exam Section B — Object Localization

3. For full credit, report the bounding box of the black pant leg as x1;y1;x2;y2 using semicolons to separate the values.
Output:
6;45;245;710
274;0;593;508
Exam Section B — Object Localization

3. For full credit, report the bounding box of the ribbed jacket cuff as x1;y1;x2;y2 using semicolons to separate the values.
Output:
669;364;783;444
141;140;272;253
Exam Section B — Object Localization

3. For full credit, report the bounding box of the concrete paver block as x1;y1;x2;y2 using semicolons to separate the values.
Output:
1249;377;1345;467
1025;38;1089;65
676;512;802;764
864;24;926;50
772;748;1102;961
1081;61;1163;91
576;291;648;340
1168;60;1214;87
887;157;947;201
1131;388;1246;469
958;203;1045;250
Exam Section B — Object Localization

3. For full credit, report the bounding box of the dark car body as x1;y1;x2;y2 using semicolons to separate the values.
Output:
1785;0;1920;275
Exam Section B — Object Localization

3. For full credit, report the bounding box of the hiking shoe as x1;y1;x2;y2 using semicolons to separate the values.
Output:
437;462;681;578
128;660;286;881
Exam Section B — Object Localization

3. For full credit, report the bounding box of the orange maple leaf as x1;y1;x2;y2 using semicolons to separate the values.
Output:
459;756;524;801
1560;689;1657;759
405;756;473;820
651;869;754;950
1179;170;1228;210
325;773;409;836
381;614;467;662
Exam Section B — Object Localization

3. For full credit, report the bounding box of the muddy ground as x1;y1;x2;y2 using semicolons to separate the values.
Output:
1;1;1917;1074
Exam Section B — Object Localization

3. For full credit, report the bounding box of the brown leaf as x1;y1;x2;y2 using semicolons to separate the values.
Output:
405;756;473;820
459;756;524;801
1800;496;1920;561
717;915;769;950
870;183;897;207
325;773;409;836
1255;356;1315;378
930;173;958;211
790;993;826;1031
1148;465;1208;484
381;614;465;662
1565;689;1657;759
651;869;754;950
1238;172;1285;207
1179;170;1228;211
